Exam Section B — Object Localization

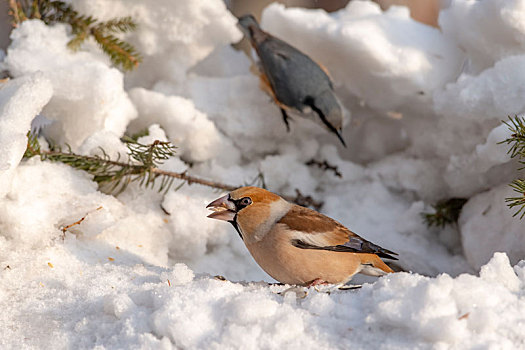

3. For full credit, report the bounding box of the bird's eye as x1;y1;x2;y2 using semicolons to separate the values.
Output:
239;197;252;207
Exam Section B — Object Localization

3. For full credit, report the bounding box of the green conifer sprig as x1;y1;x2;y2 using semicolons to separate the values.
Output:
7;0;142;71
24;133;236;194
89;31;142;71
499;116;525;160
423;198;468;228
499;115;525;218
506;179;525;219
23;133;323;208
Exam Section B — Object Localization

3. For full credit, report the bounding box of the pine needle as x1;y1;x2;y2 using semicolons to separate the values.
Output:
95;17;137;34
23;132;322;209
499;115;525;159
506;180;525;219
23;132;236;194
7;0;142;71
423;198;467;228
500;115;525;218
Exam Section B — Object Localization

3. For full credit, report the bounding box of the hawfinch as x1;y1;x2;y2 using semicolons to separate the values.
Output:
207;186;397;286
237;15;346;147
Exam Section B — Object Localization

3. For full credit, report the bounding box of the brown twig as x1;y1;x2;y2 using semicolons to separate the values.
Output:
291;189;324;211
60;206;103;237
150;168;237;192
35;148;323;209
306;159;342;178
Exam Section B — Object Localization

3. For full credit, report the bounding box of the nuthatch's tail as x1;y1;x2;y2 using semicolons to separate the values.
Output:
303;95;347;147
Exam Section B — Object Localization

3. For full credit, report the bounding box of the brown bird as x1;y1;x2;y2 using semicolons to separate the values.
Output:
206;186;397;287
237;15;347;147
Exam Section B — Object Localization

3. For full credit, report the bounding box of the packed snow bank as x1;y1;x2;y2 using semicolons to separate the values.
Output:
71;0;242;90
262;1;464;113
1;243;524;348
0;73;52;197
1;0;525;348
460;184;525;270
439;0;525;74
4;20;137;149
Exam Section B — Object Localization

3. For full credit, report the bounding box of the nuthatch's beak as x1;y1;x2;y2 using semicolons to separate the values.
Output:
206;194;237;221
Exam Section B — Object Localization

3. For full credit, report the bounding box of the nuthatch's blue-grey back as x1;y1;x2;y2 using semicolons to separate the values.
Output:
238;14;346;146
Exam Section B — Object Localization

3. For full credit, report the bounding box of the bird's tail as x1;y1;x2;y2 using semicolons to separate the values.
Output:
359;254;394;276
303;96;347;147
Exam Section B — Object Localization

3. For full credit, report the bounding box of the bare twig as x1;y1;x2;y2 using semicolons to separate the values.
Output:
26;135;323;210
306;159;342;178
291;189;324;211
60;206;103;238
150;168;237;192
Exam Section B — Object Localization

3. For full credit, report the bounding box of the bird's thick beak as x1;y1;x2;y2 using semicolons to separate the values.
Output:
206;194;237;221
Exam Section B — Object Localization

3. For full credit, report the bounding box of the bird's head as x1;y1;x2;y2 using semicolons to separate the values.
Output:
237;14;260;39
206;186;291;242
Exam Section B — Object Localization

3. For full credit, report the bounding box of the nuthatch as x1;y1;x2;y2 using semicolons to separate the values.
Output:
238;14;346;147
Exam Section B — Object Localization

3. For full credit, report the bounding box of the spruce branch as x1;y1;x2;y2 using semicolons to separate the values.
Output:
24;133;237;194
23;133;323;209
95;16;137;34
124;128;150;142
90;31;142;71
24;131;41;158
499;115;525;160
499;115;525;218
506;179;525;219
423;198;467;228
7;0;142;71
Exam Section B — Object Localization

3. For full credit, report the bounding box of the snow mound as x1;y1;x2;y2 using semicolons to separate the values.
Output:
262;1;464;112
4;20;137;149
440;0;525;73
1;0;525;347
460;184;525;270
0;73;52;197
0;244;523;348
72;0;242;89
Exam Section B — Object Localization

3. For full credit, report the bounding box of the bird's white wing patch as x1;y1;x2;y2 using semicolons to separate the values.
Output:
286;230;334;248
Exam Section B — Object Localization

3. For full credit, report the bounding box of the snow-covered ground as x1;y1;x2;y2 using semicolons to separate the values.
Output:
0;0;524;348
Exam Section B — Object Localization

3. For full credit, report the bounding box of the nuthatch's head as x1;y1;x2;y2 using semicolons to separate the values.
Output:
237;14;260;39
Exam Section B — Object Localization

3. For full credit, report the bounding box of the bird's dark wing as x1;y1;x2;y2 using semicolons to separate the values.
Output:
255;38;332;107
279;205;398;260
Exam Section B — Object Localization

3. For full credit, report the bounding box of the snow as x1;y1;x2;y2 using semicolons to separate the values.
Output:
460;184;525;270
439;0;525;73
0;73;53;197
1;245;524;348
4;20;137;149
0;0;525;348
262;2;464;113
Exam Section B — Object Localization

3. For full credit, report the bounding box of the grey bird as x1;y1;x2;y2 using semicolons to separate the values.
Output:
238;14;346;147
